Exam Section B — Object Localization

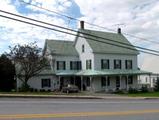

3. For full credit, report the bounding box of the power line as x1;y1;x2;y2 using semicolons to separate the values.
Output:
0;9;159;55
0;11;159;56
19;0;159;45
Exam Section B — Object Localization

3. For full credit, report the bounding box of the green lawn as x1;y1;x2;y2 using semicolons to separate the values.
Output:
122;92;159;97
1;91;159;97
0;91;88;96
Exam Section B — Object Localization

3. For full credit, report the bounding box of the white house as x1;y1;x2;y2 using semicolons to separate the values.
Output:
139;73;159;89
17;21;151;92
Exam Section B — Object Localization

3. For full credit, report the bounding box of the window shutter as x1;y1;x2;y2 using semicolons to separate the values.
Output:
79;61;82;70
125;60;127;69
63;61;66;70
101;59;103;69
120;60;121;69
57;61;59;70
90;60;92;69
114;60;116;69
108;60;110;69
70;61;72;70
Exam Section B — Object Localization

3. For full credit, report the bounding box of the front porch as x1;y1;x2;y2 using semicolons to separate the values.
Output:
56;69;151;92
58;75;138;92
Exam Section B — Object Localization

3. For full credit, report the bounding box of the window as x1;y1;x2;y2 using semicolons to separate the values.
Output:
86;60;92;69
41;79;51;88
114;59;121;69
101;77;106;87
125;60;132;69
101;77;110;87
116;76;120;88
145;77;148;83
70;61;81;70
101;59;109;69
82;44;85;53
57;61;65;70
128;76;133;84
107;77;110;86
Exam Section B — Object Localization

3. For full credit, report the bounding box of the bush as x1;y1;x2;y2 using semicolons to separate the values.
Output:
141;86;148;93
34;89;38;92
47;89;51;92
19;83;30;92
40;89;46;92
29;88;34;92
128;87;138;94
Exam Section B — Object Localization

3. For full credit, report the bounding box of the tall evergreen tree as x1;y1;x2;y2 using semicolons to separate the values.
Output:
0;54;15;91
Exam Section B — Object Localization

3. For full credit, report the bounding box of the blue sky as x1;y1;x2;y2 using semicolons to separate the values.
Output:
0;0;159;72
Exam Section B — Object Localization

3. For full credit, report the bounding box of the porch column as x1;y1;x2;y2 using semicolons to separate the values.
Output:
81;76;83;91
90;76;93;92
149;74;151;88
119;75;122;89
126;75;128;91
59;76;61;90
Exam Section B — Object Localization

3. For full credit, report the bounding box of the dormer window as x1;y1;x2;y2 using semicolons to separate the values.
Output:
82;44;85;53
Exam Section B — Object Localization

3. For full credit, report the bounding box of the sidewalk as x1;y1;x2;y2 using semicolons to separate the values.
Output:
0;93;159;100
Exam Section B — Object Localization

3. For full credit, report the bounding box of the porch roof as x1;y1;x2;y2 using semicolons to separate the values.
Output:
56;69;151;76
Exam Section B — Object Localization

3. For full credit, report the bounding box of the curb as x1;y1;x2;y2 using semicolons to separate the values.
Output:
0;94;102;99
0;94;159;100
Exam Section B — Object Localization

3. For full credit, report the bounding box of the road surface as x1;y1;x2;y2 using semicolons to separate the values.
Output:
0;98;159;120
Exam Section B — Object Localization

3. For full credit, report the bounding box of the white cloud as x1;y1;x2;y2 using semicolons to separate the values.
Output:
75;0;159;72
0;0;74;54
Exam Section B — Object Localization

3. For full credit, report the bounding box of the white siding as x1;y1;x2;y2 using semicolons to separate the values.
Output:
94;53;138;70
17;75;59;91
75;35;94;70
53;55;79;71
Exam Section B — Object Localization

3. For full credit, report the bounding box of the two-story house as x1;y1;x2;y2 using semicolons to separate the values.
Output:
16;21;151;92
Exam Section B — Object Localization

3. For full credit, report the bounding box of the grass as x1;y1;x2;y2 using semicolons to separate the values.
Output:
1;91;159;97
0;91;88;96
121;92;159;97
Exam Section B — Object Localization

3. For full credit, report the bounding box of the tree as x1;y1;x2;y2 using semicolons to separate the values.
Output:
0;54;15;91
154;77;159;91
8;42;48;91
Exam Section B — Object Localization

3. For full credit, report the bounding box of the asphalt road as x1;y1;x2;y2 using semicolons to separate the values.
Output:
0;98;159;120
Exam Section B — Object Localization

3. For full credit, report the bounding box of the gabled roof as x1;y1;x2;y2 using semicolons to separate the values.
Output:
44;39;78;56
78;29;139;55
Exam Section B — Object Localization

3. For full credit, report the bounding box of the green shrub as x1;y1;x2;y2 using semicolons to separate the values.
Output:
19;83;30;92
47;89;51;92
141;86;148;93
128;87;138;94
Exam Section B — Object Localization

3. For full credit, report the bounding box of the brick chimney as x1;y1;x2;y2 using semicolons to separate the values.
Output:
117;28;121;34
80;21;84;29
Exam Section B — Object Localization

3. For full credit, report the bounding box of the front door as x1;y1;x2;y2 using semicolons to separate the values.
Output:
116;76;120;90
